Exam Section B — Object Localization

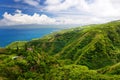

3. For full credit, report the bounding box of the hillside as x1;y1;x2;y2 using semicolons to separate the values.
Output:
0;21;120;79
26;21;120;69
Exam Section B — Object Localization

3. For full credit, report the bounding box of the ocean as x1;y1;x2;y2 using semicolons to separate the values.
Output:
0;27;61;47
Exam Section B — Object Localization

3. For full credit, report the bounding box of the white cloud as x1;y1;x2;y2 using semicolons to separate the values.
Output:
45;0;120;18
15;9;22;13
0;10;56;26
14;0;40;7
45;0;61;5
23;0;40;7
0;9;102;26
1;0;120;26
89;0;120;17
0;8;119;26
44;0;120;25
13;0;120;19
45;0;80;11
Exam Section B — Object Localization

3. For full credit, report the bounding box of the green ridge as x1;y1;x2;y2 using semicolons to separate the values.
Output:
0;20;120;79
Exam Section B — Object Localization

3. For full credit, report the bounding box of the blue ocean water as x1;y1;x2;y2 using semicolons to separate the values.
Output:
0;27;60;47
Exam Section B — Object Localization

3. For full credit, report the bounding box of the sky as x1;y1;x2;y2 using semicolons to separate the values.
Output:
0;0;120;26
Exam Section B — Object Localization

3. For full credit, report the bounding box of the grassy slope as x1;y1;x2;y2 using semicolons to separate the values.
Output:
26;21;120;69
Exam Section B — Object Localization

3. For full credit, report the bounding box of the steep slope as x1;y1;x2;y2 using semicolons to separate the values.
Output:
26;21;120;69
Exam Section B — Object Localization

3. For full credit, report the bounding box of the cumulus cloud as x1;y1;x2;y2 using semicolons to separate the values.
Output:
1;0;120;26
0;9;119;26
0;10;56;26
0;9;102;26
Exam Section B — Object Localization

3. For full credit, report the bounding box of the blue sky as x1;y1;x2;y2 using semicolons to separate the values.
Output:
0;0;120;26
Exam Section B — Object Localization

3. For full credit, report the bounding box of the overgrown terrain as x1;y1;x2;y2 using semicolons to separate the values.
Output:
0;21;120;80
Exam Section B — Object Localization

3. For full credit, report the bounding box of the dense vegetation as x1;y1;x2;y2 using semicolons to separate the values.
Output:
0;21;120;80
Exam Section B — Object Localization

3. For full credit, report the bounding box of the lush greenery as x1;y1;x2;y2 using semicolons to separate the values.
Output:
0;21;120;80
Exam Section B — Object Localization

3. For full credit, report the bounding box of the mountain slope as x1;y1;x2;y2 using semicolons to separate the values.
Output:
26;21;120;69
1;20;120;79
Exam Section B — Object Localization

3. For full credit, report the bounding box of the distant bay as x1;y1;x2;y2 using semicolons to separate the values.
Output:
0;26;62;47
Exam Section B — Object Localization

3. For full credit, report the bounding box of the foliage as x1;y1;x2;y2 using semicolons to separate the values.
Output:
0;21;120;79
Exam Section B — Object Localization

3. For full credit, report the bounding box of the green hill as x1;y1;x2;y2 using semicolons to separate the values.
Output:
26;21;120;69
0;20;120;80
